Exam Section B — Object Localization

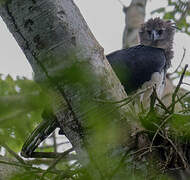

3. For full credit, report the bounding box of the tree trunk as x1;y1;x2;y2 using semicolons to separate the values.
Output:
0;0;140;167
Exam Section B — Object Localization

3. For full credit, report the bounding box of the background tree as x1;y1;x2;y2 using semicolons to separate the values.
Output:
122;0;147;48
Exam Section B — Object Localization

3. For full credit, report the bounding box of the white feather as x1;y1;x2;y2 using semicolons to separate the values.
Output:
138;70;165;108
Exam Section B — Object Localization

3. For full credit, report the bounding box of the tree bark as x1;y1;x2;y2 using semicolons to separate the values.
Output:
122;0;147;48
0;156;20;180
0;0;140;166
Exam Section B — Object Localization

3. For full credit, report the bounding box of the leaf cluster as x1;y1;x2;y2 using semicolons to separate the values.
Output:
152;0;190;35
0;75;48;153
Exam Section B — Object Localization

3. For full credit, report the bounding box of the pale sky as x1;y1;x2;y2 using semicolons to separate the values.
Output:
0;0;189;89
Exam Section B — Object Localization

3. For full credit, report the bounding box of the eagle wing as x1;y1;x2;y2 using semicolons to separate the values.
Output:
106;45;166;96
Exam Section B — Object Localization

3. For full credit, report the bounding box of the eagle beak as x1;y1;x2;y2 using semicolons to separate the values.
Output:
151;30;159;41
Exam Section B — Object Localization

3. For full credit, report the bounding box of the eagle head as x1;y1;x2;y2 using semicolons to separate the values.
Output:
139;17;176;68
139;17;175;50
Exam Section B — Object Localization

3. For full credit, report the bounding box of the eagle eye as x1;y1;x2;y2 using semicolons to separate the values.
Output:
158;30;163;35
147;30;151;35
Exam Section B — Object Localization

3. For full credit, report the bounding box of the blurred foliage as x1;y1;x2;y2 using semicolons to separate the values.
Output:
0;70;176;180
151;0;190;35
0;0;12;5
0;75;50;152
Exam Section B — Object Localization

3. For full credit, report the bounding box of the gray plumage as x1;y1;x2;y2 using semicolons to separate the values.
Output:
107;18;175;98
139;17;175;69
107;45;166;94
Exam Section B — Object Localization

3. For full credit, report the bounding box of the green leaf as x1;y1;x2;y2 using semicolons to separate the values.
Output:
139;110;163;132
0;75;50;153
168;113;190;141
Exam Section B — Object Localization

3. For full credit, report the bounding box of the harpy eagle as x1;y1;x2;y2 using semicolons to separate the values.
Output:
106;18;175;102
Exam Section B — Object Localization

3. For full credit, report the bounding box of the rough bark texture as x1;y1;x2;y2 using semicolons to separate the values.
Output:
0;156;20;180
0;0;139;164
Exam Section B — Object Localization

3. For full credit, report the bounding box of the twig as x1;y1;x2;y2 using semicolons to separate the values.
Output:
91;86;153;122
162;147;174;171
183;82;190;86
0;160;58;174
27;154;77;165
175;2;190;25
150;87;157;112
158;132;188;169
117;0;126;7
149;114;173;152
40;147;74;179
38;142;70;150
154;90;171;114
108;144;162;180
0;143;25;164
129;145;164;156
171;64;188;112
52;132;57;153
30;147;74;159
29;152;68;158
117;86;153;107
176;95;185;109
94;87;151;104
168;91;190;112
47;148;73;171
138;149;150;159
168;48;186;75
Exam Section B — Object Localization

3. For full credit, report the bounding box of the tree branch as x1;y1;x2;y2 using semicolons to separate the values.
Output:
171;64;188;112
